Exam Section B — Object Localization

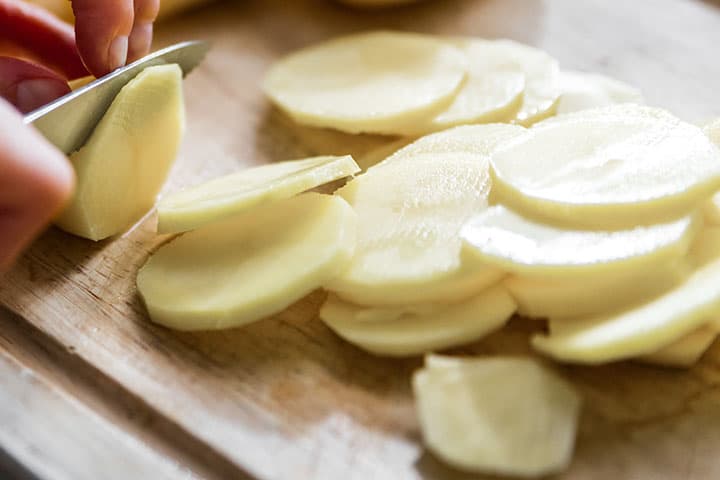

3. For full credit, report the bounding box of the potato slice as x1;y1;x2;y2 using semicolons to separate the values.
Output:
393;40;526;135
327;124;525;306
504;259;689;319
262;31;467;134
491;105;720;229
462;205;698;277
56;65;184;241
157;155;360;234
320;285;516;357
532;228;720;364
701;119;720;225
137;193;356;331
638;320;720;368
556;71;644;114
413;356;580;477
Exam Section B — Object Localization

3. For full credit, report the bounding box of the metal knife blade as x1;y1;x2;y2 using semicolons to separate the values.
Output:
23;40;210;155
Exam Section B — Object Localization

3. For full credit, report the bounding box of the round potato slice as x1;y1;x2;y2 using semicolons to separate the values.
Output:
461;205;699;277
327;124;525;306
556;71;644;114
413;356;580;477
394;40;526;135
532;228;720;364
638;319;720;368
157;155;360;234
262;31;468;134
701;119;720;225
137;193;356;331
320;285;516;357
491;105;720;229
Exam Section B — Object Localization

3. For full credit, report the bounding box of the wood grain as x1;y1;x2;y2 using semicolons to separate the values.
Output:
2;0;720;479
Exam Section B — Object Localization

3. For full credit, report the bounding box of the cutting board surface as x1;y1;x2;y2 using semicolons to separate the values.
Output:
3;1;720;479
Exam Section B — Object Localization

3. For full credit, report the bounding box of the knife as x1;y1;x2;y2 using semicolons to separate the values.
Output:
23;40;210;155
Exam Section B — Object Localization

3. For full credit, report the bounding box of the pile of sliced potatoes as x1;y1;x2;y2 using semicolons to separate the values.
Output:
54;31;720;479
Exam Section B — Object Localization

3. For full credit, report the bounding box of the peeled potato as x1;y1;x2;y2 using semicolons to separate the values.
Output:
137;193;356;331
638;320;720;368
262;31;467;134
413;356;580;477
462;205;698;277
56;65;184;241
556;71;644;114
327;124;525;306
491;105;720;229
157;155;360;234
394;39;526;135
532;228;720;364
701;119;720;225
504;259;689;320
320;285;516;357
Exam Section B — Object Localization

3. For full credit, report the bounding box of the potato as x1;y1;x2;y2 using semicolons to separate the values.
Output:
638;320;720;368
462;205;698;277
504;259;689;319
491;105;720;229
262;31;467;134
157;155;359;234
326;124;525;306
320;285;516;357
556;71;644;114
137;193;356;331
413;356;580;477
56;65;184;241
393;39;526;135
701;119;720;225
532;227;720;364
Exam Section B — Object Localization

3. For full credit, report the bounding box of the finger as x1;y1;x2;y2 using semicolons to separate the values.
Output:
0;0;87;80
0;57;70;113
128;0;160;63
0;99;74;272
71;0;135;77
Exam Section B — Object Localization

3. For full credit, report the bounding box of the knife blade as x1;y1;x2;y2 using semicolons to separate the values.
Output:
23;40;210;155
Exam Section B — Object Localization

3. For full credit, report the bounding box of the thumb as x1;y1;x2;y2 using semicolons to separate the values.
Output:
0;56;70;113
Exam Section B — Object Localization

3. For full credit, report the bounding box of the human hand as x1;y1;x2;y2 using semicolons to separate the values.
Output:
0;0;159;271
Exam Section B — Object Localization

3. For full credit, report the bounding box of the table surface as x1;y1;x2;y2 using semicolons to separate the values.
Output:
2;1;720;479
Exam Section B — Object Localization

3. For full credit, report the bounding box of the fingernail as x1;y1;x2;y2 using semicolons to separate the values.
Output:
15;78;70;114
128;22;153;62
108;35;129;71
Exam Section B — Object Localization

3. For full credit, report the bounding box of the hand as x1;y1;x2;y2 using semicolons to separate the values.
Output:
0;0;159;272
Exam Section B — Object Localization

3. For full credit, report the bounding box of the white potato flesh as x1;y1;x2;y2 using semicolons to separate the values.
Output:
327;124;525;306
638;320;720;368
137;193;356;331
462;205;697;277
157;155;360;234
701;119;720;225
262;31;467;134
556;71;644;114
491;105;720;229
320;285;516;357
482;40;560;126
413;356;580;477
56;65;185;241
394;40;526;135
504;259;689;319
532;228;720;364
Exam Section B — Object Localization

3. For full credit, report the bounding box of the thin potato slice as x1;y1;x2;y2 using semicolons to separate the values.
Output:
462;205;698;277
413;356;580;477
137;193;356;331
56;65;184;240
701;119;720;225
262;31;467;134
504;260;689;319
491;105;720;229
327;124;525;306
394;40;526;135
320;285;516;357
157;155;360;234
638;320;720;368
556;71;644;114
532;228;720;364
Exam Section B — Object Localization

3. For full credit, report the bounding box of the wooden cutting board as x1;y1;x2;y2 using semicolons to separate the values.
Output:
2;1;720;479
